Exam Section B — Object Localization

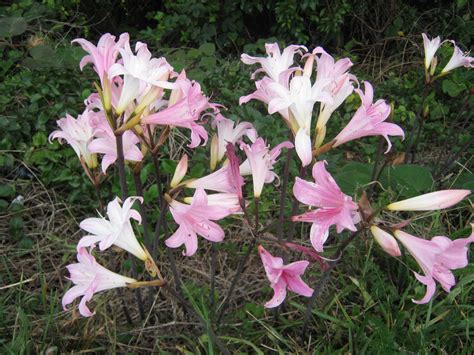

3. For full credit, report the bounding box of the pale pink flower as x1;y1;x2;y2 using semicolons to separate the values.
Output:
78;196;147;261
239;77;290;123
292;161;359;252
210;114;256;169
239;138;293;198
258;245;313;308
241;43;307;83
370;226;401;257
62;247;137;317
166;189;232;256
186;165;243;195
394;227;474;304
108;41;174;114
72;33;129;85
386;190;471;211
266;75;332;166
333;81;404;153
142;76;210;148
441;44;474;73
49;110;97;168
422;33;442;71
88;114;143;173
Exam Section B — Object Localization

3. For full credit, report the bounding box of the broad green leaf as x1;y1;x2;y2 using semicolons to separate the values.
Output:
0;17;27;38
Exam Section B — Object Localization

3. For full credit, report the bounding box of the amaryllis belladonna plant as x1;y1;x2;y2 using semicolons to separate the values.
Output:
52;32;472;351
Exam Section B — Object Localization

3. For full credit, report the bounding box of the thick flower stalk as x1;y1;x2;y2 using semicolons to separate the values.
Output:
62;247;137;317
78;196;148;261
292;161;360;252
258;245;313;308
165;188;232;256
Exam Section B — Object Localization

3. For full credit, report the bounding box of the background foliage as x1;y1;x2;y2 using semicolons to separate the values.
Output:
0;0;472;353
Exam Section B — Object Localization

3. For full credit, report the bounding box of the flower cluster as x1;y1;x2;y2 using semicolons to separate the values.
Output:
56;32;472;320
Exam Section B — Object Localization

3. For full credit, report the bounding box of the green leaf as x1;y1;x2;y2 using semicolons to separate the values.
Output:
384;164;433;196
0;184;15;198
0;17;27;38
198;42;215;56
442;79;466;98
333;162;372;195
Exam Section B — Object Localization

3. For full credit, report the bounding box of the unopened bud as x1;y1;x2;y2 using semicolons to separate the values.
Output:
210;134;219;171
370;226;401;257
170;154;188;188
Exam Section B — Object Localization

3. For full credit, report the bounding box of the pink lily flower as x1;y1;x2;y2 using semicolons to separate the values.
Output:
292;161;359;252
441;43;474;73
108;41;174;114
239;138;294;198
370;225;401;257
62;247;137;317
49;110;97;169
166;188;232;256
333;81;404;153
142;76;210;148
393;227;474;304
88;114;143;173
241;43;307;83
422;33;442;71
78;196;147;261
239;77;291;123
258;245;313;308
386;190;471;211
72;33;129;85
210;114;256;169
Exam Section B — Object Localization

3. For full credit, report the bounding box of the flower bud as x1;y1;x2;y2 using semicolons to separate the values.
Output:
170;154;188;188
386;190;470;211
370;226;401;257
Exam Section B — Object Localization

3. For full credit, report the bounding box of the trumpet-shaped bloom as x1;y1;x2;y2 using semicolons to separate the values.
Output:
184;193;241;213
292;161;359;252
73;33;129;85
78;196;147;261
88;115;143;173
166;189;232;256
386;190;471;211
422;33;442;71
108;41;174;113
441;44;474;73
370;226;401;257
62;247;137;317
394;227;474;304
49;110;97;168
142;77;210;148
186;165;243;195
211;114;256;168
239;77;290;123
333;81;404;153
241;43;307;83
258;245;313;308
240;138;293;198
